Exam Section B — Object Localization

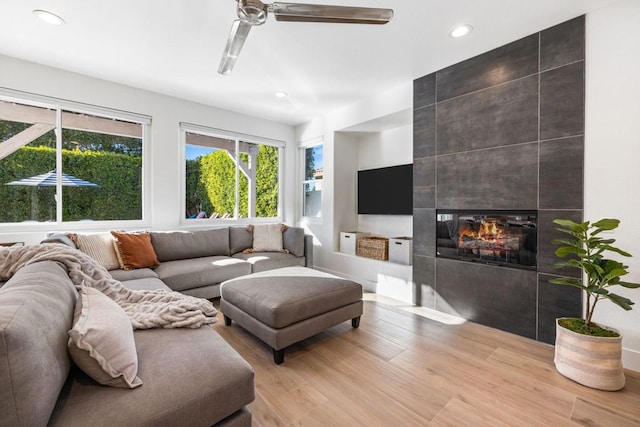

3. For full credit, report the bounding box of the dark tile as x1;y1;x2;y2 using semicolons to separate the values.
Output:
435;258;537;339
414;73;436;109
537;273;582;344
413;208;436;257
537;209;583;277
437;75;539;155
413;255;436;308
413;157;436;208
540;16;585;71
413;157;435;187
436;34;538;101
436;143;538;210
539;136;584;210
413;186;435;209
414;105;436;158
540;61;585;140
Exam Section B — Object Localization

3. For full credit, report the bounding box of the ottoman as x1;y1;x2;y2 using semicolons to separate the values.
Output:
220;266;363;364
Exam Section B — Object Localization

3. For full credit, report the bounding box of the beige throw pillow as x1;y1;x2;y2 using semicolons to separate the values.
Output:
68;284;143;389
76;233;120;270
251;223;288;252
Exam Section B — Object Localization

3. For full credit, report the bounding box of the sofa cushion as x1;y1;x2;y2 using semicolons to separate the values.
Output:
49;327;255;427
68;285;142;389
283;227;305;257
231;252;305;273
229;226;253;254
121;277;172;292
109;268;159;281
76;232;120;270
0;261;78;427
154;256;252;292
151;228;230;262
112;231;160;270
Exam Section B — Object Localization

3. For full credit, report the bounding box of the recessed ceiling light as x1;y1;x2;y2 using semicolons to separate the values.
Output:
450;24;473;38
33;9;65;26
274;91;288;98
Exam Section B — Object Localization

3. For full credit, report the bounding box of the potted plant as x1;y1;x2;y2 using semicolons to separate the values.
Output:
551;218;639;390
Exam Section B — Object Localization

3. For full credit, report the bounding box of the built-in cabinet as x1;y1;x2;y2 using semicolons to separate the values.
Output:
329;118;414;303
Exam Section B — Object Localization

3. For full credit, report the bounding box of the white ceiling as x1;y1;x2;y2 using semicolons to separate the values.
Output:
0;0;616;126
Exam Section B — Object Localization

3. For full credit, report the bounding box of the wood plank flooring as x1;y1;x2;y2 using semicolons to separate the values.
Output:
212;294;640;426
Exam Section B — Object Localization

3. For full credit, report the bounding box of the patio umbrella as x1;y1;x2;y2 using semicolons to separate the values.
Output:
5;170;100;188
5;170;99;220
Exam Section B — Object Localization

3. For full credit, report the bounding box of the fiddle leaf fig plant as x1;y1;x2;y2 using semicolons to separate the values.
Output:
551;218;640;335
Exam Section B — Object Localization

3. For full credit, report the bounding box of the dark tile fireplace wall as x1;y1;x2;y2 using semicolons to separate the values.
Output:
412;16;585;344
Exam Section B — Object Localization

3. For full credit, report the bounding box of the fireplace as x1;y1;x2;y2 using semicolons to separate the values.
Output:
436;210;537;270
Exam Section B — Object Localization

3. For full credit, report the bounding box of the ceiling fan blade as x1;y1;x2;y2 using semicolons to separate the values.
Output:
268;2;393;24
218;20;253;75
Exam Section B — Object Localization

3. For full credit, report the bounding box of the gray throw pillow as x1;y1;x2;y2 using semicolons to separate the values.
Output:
283;227;305;257
229;226;253;254
41;233;77;248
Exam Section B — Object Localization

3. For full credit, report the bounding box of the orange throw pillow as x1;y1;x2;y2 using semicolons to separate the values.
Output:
111;231;160;270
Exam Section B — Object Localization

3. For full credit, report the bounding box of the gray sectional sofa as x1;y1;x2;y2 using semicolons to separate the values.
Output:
0;225;312;426
145;226;313;299
42;225;313;299
0;260;255;427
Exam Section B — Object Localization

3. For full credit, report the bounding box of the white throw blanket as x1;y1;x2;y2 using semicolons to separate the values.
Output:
0;243;218;329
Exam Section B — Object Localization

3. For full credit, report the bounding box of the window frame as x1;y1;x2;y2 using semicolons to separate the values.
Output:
179;122;285;226
298;137;324;222
0;88;151;231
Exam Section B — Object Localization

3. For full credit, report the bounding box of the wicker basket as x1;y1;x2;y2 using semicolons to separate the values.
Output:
356;237;389;261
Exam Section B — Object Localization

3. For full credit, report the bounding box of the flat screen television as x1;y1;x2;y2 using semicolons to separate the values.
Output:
358;164;413;215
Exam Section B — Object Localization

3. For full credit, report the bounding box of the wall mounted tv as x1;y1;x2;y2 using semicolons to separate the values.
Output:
357;164;413;215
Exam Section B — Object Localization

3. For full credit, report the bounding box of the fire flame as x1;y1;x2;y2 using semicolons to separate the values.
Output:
459;219;507;246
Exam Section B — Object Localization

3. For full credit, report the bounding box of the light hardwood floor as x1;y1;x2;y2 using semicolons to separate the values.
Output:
212;294;640;426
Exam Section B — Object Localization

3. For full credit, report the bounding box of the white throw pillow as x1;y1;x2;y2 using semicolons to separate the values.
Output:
252;223;287;252
68;284;142;388
76;233;120;270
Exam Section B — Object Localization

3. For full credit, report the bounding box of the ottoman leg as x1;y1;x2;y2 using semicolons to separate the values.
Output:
273;348;285;365
224;314;232;326
352;316;361;328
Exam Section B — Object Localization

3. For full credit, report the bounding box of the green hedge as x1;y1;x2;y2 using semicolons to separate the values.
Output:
186;145;278;218
0;146;142;222
0;140;277;222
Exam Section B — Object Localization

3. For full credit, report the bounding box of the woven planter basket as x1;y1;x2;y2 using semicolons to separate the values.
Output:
554;318;625;391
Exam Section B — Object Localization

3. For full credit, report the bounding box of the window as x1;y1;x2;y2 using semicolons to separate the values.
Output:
182;124;283;220
301;143;323;218
0;96;148;225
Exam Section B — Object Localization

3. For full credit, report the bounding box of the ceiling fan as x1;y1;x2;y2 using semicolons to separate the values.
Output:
218;0;394;75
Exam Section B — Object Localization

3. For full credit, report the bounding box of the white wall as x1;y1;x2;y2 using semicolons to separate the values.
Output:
356;125;413;238
333;132;359;249
0;54;296;245
585;0;640;371
296;83;414;302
